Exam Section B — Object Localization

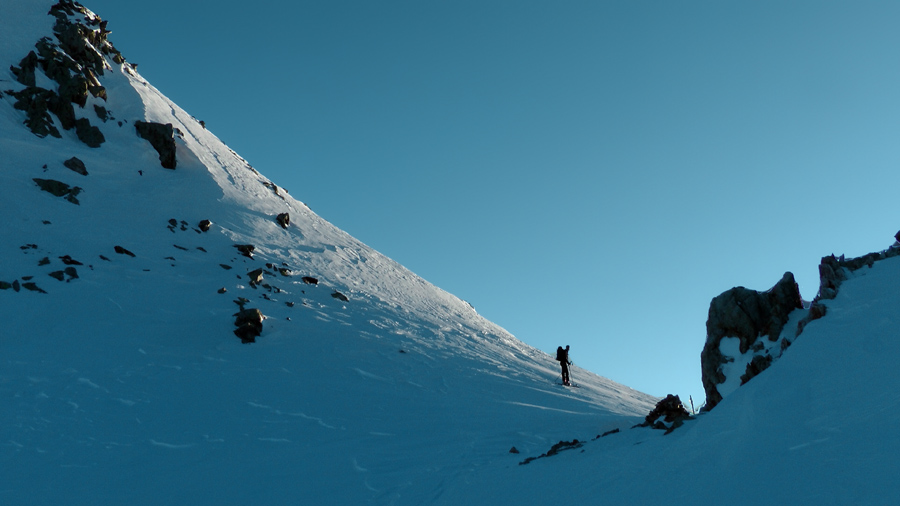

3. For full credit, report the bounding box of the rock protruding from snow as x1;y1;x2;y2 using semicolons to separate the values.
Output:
33;178;82;204
7;1;113;147
797;243;900;336
63;156;88;175
233;308;264;343
276;212;290;229
134;121;177;169
638;394;693;434
701;272;803;410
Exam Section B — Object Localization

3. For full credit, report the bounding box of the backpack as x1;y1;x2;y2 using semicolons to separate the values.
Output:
556;346;565;361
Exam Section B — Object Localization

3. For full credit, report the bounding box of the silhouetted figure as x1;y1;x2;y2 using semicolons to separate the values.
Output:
556;345;571;385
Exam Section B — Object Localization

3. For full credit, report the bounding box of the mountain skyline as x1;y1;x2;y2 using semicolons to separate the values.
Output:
77;0;900;404
3;2;900;503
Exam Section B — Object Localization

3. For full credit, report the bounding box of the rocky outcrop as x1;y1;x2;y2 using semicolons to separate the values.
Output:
276;212;290;229
63;156;87;175
233;308;264;343
33;178;82;204
134;121;177;169
518;439;583;465
247;268;264;287
701;231;900;411
637;394;693;434
7;2;114;147
234;244;255;258
10;87;61;139
796;244;900;336
701;272;803;410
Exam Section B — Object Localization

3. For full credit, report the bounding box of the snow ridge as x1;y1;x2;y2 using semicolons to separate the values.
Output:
2;3;657;504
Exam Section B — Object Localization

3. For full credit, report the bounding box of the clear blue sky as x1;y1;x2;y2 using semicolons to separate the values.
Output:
85;0;900;405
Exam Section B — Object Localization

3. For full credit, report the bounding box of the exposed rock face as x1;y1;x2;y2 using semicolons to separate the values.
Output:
700;231;900;412
134;121;177;169
797;246;900;336
701;272;803;410
7;2;113;147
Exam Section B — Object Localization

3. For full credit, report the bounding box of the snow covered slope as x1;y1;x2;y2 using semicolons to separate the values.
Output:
440;251;900;505
1;2;657;504
5;3;898;505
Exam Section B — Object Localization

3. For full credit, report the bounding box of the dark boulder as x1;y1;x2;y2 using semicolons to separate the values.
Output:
63;157;88;175
134;121;177;169
331;291;349;302
640;394;692;434
701;272;802;410
276;212;290;229
48;267;78;282
74;117;104;147
114;245;135;257
301;276;318;285
247;268;264;286
33;178;82;204
234;244;255;258
233;308;264;343
93;104;108;121
21;282;48;294
199;219;212;232
59;255;82;265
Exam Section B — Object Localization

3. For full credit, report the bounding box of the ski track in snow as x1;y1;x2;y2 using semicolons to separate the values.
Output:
149;440;195;449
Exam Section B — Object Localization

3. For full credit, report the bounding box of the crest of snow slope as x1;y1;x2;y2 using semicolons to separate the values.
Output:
436;252;900;505
0;2;657;505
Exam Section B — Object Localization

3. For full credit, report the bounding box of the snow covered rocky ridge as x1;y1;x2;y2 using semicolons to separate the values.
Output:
2;2;899;505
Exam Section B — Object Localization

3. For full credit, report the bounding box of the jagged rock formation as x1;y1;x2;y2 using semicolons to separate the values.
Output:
797;243;900;336
701;272;803;410
702;231;900;411
6;1;115;147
